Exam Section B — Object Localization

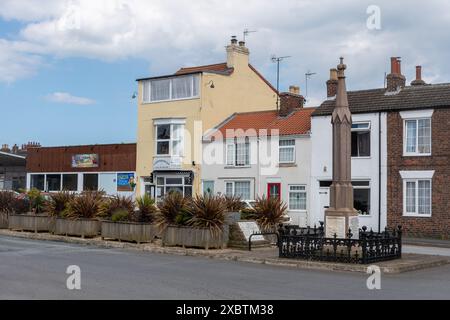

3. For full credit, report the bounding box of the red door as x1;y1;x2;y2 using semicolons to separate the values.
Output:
267;183;281;200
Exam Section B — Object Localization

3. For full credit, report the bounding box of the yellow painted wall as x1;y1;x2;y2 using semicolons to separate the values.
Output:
136;56;277;195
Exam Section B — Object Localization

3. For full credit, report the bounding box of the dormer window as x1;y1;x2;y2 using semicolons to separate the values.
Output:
143;74;199;103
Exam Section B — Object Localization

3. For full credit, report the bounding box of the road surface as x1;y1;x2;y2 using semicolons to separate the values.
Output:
1;235;449;299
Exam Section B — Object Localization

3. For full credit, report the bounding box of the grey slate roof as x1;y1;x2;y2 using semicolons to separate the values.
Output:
312;83;450;116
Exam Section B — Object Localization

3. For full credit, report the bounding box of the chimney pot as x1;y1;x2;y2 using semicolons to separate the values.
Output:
238;40;245;47
386;57;406;92
289;85;300;95
411;65;426;86
231;36;237;45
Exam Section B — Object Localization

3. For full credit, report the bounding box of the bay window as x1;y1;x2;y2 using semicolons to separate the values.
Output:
143;74;199;103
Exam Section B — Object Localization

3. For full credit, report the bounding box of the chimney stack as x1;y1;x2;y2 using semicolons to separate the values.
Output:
386;57;406;92
226;36;249;69
326;68;338;98
279;85;305;116
411;65;426;86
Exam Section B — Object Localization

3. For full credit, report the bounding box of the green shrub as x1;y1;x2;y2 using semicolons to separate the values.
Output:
223;195;245;212
253;196;288;232
134;194;157;223
155;192;191;230
99;195;135;220
66;191;105;219
111;209;130;222
45;191;75;217
27;188;47;213
188;195;227;236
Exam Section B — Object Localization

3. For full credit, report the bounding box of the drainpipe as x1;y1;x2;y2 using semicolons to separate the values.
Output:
378;112;382;232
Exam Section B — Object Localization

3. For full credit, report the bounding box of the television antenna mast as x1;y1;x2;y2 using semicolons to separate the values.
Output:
271;55;291;111
243;29;257;42
305;71;316;98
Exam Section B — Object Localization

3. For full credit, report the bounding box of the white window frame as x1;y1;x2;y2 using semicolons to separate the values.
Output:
142;74;200;104
353;180;371;216
401;110;433;157
402;179;432;217
279;139;296;164
288;185;307;211
154;119;185;157
224;180;252;200
351;121;371;158
400;170;434;217
225;138;250;167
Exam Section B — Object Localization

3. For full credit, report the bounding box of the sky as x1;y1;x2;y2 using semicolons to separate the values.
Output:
1;0;449;147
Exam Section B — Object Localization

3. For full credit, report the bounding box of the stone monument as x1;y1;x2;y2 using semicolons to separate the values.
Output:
324;57;359;238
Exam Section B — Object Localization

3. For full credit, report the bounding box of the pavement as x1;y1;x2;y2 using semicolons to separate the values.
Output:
1;235;450;300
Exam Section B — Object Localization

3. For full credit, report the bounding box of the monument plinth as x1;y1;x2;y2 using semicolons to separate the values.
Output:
324;58;358;238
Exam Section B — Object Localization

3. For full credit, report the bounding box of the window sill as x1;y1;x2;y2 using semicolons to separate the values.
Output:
403;213;432;218
351;156;372;159
402;153;432;157
224;166;252;169
278;163;297;167
288;210;307;213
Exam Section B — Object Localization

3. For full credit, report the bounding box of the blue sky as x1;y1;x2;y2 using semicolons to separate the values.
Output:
1;0;449;147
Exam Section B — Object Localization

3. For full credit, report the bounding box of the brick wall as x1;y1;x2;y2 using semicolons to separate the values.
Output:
387;109;450;239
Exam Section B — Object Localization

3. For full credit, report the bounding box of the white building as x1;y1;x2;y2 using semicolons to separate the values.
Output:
310;79;388;231
202;106;315;226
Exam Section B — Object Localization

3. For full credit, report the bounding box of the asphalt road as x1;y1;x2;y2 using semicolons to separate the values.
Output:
1;235;449;300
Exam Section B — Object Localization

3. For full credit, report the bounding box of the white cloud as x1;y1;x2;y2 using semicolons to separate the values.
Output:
0;39;42;83
1;0;450;103
45;92;95;105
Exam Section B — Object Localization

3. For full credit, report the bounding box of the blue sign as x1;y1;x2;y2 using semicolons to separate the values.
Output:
117;173;135;192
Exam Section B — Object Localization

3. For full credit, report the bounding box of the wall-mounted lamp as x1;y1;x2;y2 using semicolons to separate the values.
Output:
192;161;196;166
131;91;138;99
207;80;215;89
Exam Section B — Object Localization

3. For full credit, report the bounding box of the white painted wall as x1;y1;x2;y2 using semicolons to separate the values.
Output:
309;112;387;231
202;134;311;226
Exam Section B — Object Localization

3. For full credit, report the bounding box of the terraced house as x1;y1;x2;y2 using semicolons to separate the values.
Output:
135;37;277;199
311;57;450;238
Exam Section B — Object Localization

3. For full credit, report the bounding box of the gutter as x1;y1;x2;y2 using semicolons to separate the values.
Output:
378;112;382;232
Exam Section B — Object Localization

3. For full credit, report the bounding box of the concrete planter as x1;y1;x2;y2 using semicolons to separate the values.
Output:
162;225;229;249
8;214;54;233
225;211;241;225
54;218;101;238
0;212;8;229
101;221;158;244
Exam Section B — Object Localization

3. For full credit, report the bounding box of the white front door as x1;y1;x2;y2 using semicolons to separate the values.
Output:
319;187;330;222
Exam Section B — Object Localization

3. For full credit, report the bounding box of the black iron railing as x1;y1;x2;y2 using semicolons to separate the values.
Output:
278;222;402;264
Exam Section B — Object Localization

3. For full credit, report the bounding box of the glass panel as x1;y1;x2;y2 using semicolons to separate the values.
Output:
352;181;370;187
352;131;370;157
226;143;235;166
235;181;250;199
166;186;183;195
418;180;431;214
157;141;170;155
354;188;370;215
203;181;214;195
268;184;280;199
289;187;306;210
418;119;431;154
166;177;183;185
156;177;164;185
406;120;417;153
193;75;199;96
279;147;294;162
184;186;192;197
62;174;78;191
184;177;192;185
405;181;416;213
143;81;150;102
279;139;295;146
47;174;61;191
31;174;45;191
157;124;171;140
352;122;370;129
235;141;249;166
150;79;170;101
172;76;192;99
225;182;233;196
83;174;98;191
